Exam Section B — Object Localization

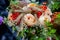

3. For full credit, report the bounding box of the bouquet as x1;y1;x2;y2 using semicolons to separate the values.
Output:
3;0;60;40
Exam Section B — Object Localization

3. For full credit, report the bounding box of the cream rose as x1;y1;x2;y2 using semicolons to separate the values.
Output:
23;14;36;26
39;14;51;26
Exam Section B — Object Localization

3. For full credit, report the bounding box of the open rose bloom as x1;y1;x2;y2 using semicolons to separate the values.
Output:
39;7;52;26
23;14;37;26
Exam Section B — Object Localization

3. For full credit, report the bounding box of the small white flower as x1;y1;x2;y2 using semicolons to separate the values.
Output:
7;21;14;27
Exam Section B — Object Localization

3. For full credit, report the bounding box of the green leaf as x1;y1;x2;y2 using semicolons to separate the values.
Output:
45;21;53;27
38;38;44;40
57;14;60;18
50;29;56;34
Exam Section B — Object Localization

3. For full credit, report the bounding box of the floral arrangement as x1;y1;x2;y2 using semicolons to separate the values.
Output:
2;0;60;40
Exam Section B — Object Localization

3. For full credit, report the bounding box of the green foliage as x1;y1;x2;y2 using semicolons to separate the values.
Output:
53;0;60;2
3;17;8;24
10;0;19;5
18;22;57;40
45;21;56;36
54;13;60;25
50;2;60;12
18;25;46;40
56;13;60;18
45;21;53;27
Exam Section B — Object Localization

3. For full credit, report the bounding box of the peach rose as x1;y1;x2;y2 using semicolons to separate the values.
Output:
23;14;36;26
27;3;37;7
